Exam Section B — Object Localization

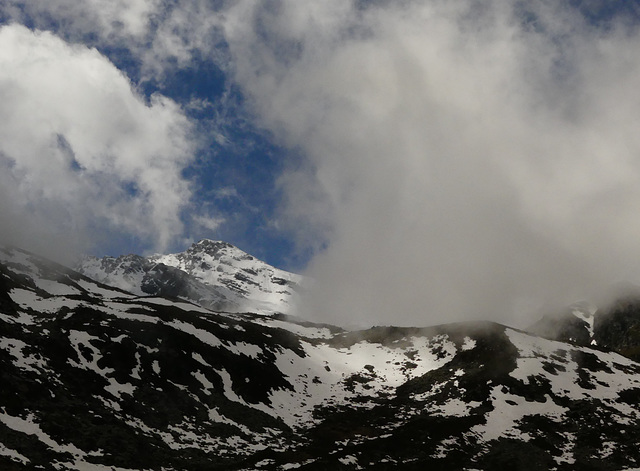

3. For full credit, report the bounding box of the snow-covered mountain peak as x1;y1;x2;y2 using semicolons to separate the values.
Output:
149;239;259;274
76;240;304;315
187;239;246;258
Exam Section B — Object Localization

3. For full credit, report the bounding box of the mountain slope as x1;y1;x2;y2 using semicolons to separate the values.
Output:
2;246;640;470
76;239;303;315
528;302;597;347
529;298;640;362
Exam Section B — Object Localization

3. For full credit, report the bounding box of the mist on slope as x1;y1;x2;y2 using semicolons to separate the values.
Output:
222;1;640;327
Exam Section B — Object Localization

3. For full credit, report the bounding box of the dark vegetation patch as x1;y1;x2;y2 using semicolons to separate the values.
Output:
617;387;640;405
475;438;556;471
541;361;566;375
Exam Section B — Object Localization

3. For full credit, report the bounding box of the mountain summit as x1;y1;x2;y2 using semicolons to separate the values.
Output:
76;239;303;315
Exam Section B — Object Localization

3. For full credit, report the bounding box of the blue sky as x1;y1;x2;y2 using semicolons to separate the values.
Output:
2;1;640;327
94;27;309;270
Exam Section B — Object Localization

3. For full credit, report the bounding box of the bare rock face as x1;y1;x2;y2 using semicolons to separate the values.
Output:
593;297;640;362
2;246;640;470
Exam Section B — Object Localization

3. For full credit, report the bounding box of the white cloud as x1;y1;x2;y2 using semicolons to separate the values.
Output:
191;214;225;233
220;1;640;327
214;186;239;199
5;1;640;328
0;0;227;79
0;24;194;258
2;0;157;40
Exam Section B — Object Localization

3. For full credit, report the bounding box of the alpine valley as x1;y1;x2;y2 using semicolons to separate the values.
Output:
1;241;640;471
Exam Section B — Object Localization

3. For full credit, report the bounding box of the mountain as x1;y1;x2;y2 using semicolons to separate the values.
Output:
76;239;303;315
529;297;640;362
2;245;640;470
528;302;597;347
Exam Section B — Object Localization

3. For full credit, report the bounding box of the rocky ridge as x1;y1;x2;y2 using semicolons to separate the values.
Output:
1;245;640;470
76;239;303;315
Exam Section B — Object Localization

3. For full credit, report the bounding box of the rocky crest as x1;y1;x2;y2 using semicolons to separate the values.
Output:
76;239;303;315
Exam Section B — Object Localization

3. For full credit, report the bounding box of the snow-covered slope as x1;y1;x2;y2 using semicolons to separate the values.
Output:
3;246;640;470
76;239;303;315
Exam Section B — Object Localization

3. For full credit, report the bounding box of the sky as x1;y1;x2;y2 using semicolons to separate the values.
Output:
2;1;640;328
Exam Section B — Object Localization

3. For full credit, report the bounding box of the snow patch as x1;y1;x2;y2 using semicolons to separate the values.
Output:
0;337;49;374
167;320;222;348
0;441;29;464
10;288;82;313
461;336;476;351
472;388;566;442
0;412;86;458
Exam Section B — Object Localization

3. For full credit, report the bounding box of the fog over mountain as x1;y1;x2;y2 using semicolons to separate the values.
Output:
221;2;640;327
2;1;640;329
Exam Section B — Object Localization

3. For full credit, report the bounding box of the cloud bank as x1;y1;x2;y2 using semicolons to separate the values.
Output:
4;1;640;328
221;1;640;326
0;24;193;260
